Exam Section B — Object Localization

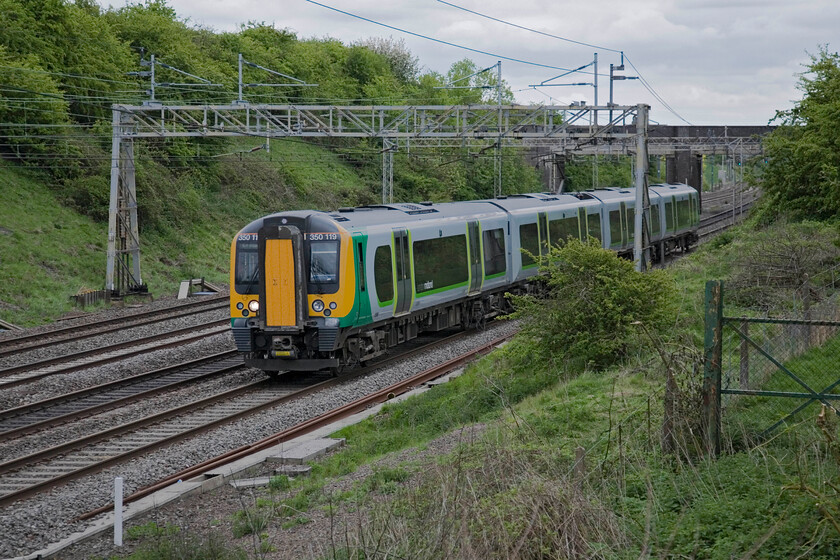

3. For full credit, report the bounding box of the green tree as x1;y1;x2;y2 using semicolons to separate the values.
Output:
760;47;840;220
510;239;676;370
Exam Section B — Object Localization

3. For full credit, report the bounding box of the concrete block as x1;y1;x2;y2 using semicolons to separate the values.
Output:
273;464;312;477
266;438;345;465
229;477;272;489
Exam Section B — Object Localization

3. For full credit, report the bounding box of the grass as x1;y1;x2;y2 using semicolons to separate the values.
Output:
0;162;106;325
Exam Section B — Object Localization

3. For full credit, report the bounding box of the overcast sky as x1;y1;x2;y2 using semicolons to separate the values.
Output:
104;0;839;125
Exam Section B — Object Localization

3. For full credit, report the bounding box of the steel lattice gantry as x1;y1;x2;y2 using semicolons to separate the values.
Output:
106;103;651;295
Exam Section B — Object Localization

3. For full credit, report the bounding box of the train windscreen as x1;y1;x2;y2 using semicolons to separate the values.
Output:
309;240;339;284
235;237;259;294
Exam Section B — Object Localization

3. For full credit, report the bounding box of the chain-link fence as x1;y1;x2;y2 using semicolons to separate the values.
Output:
703;280;840;453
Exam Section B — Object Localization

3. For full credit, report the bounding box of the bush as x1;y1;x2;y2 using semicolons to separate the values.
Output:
510;239;677;371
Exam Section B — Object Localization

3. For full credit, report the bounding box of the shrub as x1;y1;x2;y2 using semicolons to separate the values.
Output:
510;239;677;371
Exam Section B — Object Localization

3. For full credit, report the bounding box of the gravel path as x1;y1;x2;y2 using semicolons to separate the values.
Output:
0;309;518;559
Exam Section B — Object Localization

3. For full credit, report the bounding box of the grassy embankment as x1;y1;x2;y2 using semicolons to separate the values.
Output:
117;221;840;560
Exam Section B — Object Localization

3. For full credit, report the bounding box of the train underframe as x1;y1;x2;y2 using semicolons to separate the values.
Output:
241;283;528;375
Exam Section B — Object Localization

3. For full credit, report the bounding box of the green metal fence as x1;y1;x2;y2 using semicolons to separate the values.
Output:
703;280;840;454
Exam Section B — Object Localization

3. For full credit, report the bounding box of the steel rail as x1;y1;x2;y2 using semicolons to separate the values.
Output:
0;330;471;508
79;331;510;520
0;322;230;387
0;351;242;442
0;294;227;350
0;300;228;359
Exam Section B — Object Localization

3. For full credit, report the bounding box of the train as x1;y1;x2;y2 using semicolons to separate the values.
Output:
229;183;699;375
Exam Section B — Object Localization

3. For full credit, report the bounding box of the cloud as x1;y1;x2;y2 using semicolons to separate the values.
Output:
96;0;838;124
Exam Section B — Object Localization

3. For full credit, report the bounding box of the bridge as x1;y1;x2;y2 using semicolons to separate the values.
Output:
529;124;774;193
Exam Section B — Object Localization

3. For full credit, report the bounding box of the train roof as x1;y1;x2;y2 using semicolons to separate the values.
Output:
324;191;608;231
237;184;697;234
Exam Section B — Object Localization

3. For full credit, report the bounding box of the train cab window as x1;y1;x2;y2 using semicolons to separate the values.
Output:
587;212;601;242
234;236;259;294
651;204;661;237
549;217;579;246
519;223;540;267
414;234;468;294
309;241;339;283
483;228;506;277
665;200;675;232
373;245;393;305
609;210;623;247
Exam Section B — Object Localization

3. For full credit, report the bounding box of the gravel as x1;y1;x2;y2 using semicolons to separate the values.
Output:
0;306;229;379
0;302;519;559
0;293;227;345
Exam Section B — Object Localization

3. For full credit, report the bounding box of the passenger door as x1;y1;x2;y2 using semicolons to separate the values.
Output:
393;228;412;315
467;221;482;294
538;212;549;257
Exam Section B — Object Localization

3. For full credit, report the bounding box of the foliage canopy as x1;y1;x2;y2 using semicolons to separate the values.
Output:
760;47;840;220
511;239;677;370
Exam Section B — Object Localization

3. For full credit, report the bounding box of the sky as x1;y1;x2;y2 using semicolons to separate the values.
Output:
102;0;839;126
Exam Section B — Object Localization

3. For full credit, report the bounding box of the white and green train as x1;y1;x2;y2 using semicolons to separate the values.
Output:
229;183;699;374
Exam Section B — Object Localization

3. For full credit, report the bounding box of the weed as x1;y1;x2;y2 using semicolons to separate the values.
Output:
268;474;291;491
231;507;271;539
125;521;179;541
281;516;312;530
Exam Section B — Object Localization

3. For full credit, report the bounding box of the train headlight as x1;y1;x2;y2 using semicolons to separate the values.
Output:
312;299;325;313
236;302;244;310
248;300;259;313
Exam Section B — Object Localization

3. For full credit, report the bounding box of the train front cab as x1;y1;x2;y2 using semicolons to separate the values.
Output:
230;213;356;372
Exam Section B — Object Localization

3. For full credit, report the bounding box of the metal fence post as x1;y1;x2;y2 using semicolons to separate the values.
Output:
703;280;723;456
739;320;749;389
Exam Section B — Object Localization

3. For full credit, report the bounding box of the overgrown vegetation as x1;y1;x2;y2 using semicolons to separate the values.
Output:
758;46;840;221
511;239;677;370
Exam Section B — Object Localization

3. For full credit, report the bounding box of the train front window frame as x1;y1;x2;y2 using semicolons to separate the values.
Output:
234;237;259;294
308;240;340;293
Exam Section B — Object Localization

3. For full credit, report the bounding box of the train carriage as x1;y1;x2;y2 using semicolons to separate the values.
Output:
230;184;699;375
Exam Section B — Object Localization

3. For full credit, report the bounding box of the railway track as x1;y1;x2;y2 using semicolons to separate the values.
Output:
0;320;230;388
81;329;513;520
0;350;242;442
0;295;228;356
0;328;480;509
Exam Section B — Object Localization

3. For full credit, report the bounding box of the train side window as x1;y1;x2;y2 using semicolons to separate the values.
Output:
651;204;661;236
665;200;675;232
483;228;506;278
519;223;540;267
373;245;393;305
413;234;468;294
357;242;365;292
587;212;601;242
548;217;579;246
609;210;622;247
677;198;691;229
625;206;635;242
